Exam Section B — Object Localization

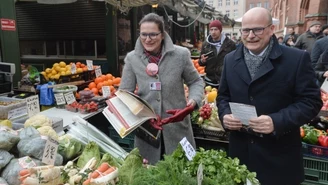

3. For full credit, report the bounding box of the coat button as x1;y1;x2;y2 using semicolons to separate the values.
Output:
250;139;254;144
250;96;253;101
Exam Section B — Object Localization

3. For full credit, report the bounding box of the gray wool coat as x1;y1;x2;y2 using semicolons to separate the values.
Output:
119;32;204;164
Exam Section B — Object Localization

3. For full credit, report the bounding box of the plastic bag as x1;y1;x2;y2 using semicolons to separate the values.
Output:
37;83;54;105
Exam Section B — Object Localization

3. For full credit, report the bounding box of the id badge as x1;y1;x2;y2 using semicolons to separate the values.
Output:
149;82;161;91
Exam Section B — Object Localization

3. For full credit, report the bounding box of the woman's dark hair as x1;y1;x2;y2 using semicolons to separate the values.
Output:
139;13;164;33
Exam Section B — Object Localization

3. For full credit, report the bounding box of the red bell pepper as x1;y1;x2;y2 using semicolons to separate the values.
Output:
318;135;328;147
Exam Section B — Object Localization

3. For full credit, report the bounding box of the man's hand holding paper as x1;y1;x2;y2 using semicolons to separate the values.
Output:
249;115;274;134
223;114;243;130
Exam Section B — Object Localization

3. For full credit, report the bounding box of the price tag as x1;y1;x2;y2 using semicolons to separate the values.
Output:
71;63;77;74
102;86;111;98
7;106;27;119
179;137;196;161
95;67;102;77
26;95;40;118
64;91;76;105
42;137;59;165
86;60;93;71
197;163;204;185
54;93;66;105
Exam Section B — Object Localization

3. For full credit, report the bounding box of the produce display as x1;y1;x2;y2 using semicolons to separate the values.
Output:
192;59;205;75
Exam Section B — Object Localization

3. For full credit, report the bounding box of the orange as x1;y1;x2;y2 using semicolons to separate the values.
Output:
88;82;96;89
110;85;115;92
94;77;103;84
106;73;113;80
107;79;113;86
102;81;110;87
113;77;121;85
83;67;88;72
91;88;98;95
97;82;104;90
84;88;90;91
80;63;86;68
100;75;107;82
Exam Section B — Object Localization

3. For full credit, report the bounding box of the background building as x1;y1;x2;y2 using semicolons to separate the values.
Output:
205;0;246;39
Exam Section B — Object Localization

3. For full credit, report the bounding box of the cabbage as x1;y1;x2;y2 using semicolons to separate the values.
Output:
58;136;83;161
77;141;100;168
24;114;51;128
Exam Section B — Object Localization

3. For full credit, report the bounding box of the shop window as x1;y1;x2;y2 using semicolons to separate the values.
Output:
234;0;238;5
226;10;230;17
20;40;44;55
249;3;254;9
46;41;57;56
218;0;222;6
226;0;230;6
97;39;106;58
58;41;65;55
74;40;95;56
257;2;261;7
65;41;73;56
117;14;132;56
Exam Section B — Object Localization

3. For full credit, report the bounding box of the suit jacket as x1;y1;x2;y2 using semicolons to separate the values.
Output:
218;36;322;185
119;32;204;164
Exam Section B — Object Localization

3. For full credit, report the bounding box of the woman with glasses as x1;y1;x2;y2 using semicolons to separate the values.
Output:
119;13;204;164
218;7;322;185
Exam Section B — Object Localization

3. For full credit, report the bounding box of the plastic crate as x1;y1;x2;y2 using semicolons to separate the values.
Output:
302;143;328;159
192;124;229;141
303;156;328;184
108;126;135;152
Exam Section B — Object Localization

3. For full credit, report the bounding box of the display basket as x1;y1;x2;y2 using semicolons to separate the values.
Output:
108;125;135;152
192;124;229;141
41;70;96;84
302;142;328;159
303;156;328;184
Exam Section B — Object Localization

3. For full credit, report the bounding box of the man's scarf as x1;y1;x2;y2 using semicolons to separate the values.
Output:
243;37;274;79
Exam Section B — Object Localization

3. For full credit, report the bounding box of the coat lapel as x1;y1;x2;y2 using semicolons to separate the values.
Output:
251;59;274;82
233;46;252;85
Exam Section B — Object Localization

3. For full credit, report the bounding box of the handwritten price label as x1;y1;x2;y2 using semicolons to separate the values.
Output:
42;137;59;165
102;86;111;98
197;163;204;185
179;137;196;161
86;60;93;71
26;95;40;118
7;106;27;119
95;67;102;77
54;93;66;105
71;63;77;74
64;92;76;105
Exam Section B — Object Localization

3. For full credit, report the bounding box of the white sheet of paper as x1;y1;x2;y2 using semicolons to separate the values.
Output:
321;78;328;93
229;102;258;126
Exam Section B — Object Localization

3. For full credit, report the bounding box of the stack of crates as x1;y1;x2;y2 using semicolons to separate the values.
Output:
108;125;135;152
303;156;328;185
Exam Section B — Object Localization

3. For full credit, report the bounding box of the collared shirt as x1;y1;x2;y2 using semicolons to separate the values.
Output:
249;45;269;56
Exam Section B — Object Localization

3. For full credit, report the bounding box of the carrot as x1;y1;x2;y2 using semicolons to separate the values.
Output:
19;169;30;177
91;163;110;178
82;178;91;185
101;166;116;176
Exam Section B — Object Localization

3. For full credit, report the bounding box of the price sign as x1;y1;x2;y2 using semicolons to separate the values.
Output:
26;95;40;118
64;91;76;105
54;93;66;105
42;137;59;165
197;163;204;185
7;106;27;119
179;137;196;161
86;60;93;71
71;63;77;74
102;86;111;98
95;67;102;77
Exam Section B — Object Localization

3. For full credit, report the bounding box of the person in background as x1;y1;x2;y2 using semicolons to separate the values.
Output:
311;24;328;64
283;27;298;43
198;20;236;88
119;13;204;164
294;21;322;54
218;7;322;185
284;35;295;47
277;36;284;45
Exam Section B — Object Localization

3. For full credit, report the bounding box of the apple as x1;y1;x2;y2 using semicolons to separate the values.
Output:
211;88;218;92
205;86;212;92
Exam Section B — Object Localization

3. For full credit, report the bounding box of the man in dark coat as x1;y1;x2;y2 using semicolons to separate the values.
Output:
294;20;322;54
198;20;236;88
218;7;322;185
311;24;328;64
